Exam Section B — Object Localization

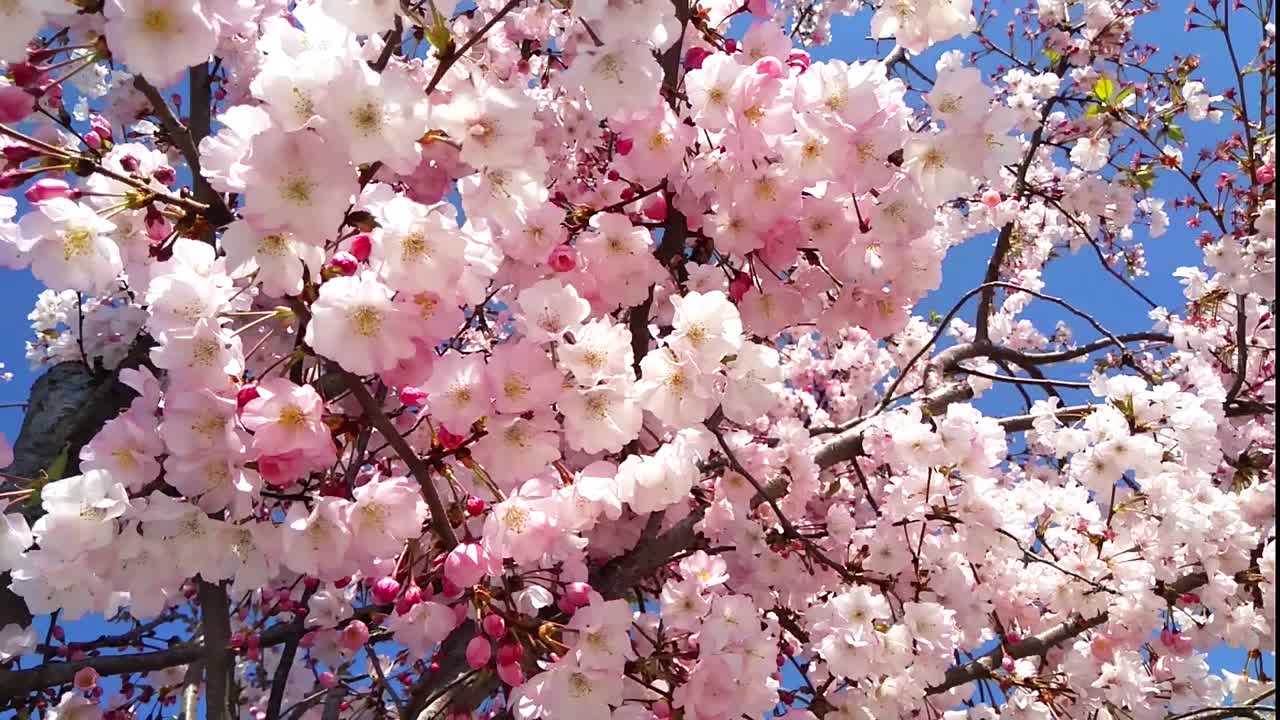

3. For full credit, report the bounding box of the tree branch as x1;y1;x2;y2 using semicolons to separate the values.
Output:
343;373;458;550
197;580;232;720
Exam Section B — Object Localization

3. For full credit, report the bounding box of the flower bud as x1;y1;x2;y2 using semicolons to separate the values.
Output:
73;667;98;691
24;178;78;204
395;584;423;615
327;251;359;277
399;386;427;407
340;620;370;651
547;245;577;272
496;641;523;666
318;671;339;689
684;47;712;70
564;582;592;608
371;576;401;605
10;63;44;88
496;661;524;687
481;613;505;639
465;636;492;669
152;165;176;185
752;56;786;80
786;49;811;72
348;233;373;262
464;495;487;517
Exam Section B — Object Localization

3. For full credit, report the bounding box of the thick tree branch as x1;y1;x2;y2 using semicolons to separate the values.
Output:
198;580;232;720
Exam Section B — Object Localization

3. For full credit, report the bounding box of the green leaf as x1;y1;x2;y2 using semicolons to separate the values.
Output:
1113;87;1134;106
1167;123;1185;143
45;444;70;483
1044;48;1061;63
426;8;452;52
1131;165;1156;190
1085;104;1102;118
1093;75;1115;103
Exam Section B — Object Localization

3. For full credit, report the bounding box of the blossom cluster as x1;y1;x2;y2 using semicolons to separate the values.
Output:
0;0;1273;718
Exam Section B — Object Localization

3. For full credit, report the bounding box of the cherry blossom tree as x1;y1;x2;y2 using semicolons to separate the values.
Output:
0;0;1273;718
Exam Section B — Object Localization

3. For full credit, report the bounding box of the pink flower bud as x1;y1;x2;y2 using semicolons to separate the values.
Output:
371;576;401;605
10;63;43;88
547;245;577;272
614;136;634;156
90;114;112;138
318;671;339;689
684;47;712;70
444;542;495;589
724;38;738;53
481;613;505;639
496;641;523;666
437;426;465;450
328;251;359;276
83;130;102;150
752;56;786;80
348;233;373;262
981;189;1002;208
73;667;98;691
339;620;369;651
464;495;487;517
564;582;592;607
399;386;427;407
786;49;811;72
1258;164;1276;185
396;584;423;615
496;661;524;687
466;636;492;669
3;144;38;163
556;597;578;615
152;165;176;185
0;86;34;123
119;154;140;172
24;178;78;204
642;193;667;222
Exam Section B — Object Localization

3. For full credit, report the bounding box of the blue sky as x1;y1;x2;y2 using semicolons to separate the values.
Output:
0;0;1273;713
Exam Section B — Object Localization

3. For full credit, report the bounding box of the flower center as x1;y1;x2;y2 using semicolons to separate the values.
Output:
280;175;315;205
141;8;173;35
63;228;93;261
401;232;429;261
351;103;382;135
503;506;528;533
278;404;307;430
349;306;383;337
260;234;290;256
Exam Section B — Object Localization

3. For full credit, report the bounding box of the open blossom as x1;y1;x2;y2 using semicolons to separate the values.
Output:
305;272;416;375
667;290;744;368
281;498;352;579
104;0;219;84
240;379;332;457
517;279;592;343
421;353;490;432
347;476;427;559
15;198;121;293
32;470;130;555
